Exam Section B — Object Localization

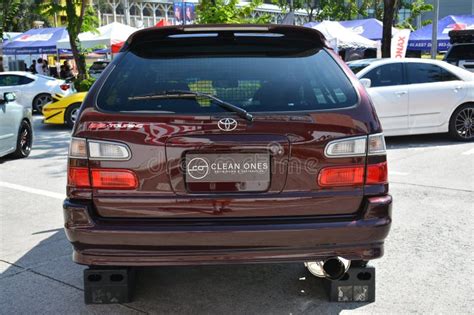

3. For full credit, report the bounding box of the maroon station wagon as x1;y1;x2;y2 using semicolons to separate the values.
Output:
64;24;392;298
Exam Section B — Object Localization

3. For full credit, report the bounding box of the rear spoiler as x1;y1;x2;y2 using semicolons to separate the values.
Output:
121;24;329;52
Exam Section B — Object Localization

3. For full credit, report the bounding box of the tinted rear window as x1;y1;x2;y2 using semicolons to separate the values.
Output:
97;40;358;113
446;44;474;59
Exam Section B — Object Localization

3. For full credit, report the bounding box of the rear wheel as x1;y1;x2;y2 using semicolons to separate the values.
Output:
449;104;473;141
33;93;52;113
65;103;81;128
9;120;32;159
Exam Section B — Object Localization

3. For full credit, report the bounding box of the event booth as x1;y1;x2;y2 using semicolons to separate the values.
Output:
408;15;474;51
56;22;137;51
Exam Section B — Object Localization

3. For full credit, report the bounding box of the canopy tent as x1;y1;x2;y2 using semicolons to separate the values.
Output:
408;15;474;51
305;20;378;49
56;22;137;50
2;27;68;55
340;18;399;41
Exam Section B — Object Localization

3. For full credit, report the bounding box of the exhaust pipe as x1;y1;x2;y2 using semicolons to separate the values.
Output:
305;257;350;280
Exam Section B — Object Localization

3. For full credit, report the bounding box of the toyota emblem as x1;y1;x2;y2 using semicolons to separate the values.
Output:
217;118;238;131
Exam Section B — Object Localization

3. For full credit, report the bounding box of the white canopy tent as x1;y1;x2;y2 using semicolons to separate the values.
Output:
56;22;137;50
309;21;378;49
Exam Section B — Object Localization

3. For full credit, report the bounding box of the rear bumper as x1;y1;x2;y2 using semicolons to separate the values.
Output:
63;195;392;266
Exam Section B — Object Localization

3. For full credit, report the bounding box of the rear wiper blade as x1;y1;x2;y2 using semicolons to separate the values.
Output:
128;90;254;122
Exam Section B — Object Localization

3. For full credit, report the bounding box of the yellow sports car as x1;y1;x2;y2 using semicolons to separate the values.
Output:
42;92;87;127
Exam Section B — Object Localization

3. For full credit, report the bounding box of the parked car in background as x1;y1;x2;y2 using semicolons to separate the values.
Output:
444;29;474;73
88;61;110;79
42;92;86;127
0;72;74;113
348;58;474;141
0;92;33;159
65;24;392;303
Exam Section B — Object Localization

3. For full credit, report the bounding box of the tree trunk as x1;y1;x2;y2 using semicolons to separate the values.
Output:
66;0;88;81
69;37;87;80
382;0;397;58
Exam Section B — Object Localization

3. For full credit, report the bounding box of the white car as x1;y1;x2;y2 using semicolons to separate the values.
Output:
0;92;33;159
348;58;474;141
0;71;74;113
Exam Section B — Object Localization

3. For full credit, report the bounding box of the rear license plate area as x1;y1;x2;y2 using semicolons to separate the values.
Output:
185;153;270;193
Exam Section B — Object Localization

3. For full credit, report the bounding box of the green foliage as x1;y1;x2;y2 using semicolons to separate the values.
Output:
75;77;96;92
397;0;433;30
40;1;98;80
0;0;21;39
197;0;271;24
273;0;372;22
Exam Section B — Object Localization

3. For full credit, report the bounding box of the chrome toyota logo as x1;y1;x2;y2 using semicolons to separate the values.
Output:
187;157;209;180
217;118;238;131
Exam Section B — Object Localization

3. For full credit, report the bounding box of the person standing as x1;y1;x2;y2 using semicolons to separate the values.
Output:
30;60;37;74
35;58;45;75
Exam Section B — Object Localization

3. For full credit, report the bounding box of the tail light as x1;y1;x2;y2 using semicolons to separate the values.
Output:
91;169;138;189
68;138;136;189
60;84;70;91
319;133;388;187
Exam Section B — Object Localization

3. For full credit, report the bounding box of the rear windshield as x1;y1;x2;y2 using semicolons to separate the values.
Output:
97;41;358;113
446;44;474;59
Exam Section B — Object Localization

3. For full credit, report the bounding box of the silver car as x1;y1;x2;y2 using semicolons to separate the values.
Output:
0;92;33;159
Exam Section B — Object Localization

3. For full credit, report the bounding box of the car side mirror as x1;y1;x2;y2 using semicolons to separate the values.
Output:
2;92;16;103
360;78;371;89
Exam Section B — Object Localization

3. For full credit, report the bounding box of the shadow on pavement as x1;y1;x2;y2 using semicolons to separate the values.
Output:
3;230;370;314
385;133;463;149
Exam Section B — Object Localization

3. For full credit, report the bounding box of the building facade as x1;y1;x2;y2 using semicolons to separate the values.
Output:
96;0;309;28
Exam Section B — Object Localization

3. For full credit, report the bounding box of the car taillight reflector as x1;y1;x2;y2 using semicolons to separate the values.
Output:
90;169;138;189
318;161;388;187
60;84;70;91
318;166;365;187
68;167;91;188
366;162;388;184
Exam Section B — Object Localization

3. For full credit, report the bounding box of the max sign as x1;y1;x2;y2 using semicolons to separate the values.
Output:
391;29;411;58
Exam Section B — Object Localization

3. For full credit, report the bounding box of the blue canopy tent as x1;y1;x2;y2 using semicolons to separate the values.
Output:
408;15;474;51
2;27;68;55
340;18;385;40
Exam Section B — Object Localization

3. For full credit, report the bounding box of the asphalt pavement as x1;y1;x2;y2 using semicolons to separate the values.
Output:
1;116;473;314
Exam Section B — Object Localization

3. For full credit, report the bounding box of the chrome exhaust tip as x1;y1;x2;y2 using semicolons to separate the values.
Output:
305;257;351;280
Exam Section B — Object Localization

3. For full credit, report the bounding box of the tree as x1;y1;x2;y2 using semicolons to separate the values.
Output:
397;0;433;30
273;0;370;23
41;0;98;80
197;0;271;24
0;0;21;40
382;0;398;57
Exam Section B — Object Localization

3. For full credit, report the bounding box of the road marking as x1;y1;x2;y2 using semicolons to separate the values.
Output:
0;182;64;200
462;148;474;155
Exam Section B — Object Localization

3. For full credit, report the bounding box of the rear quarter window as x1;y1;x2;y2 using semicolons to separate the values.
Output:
97;41;358;113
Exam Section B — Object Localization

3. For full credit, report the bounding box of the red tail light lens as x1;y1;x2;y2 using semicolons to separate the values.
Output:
68;167;91;188
318;162;388;187
60;84;70;91
366;162;388;184
318;166;365;187
91;169;138;190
